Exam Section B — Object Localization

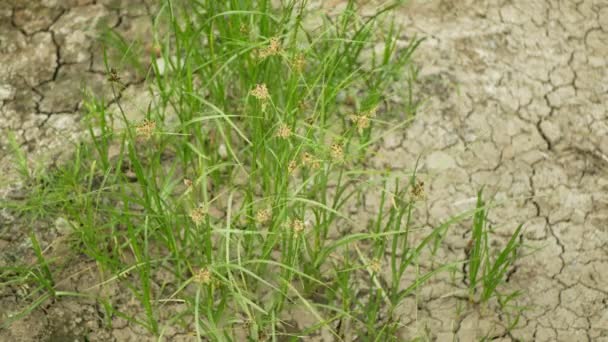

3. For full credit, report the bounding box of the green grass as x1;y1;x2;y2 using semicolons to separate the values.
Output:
1;0;525;340
467;190;523;304
465;189;525;329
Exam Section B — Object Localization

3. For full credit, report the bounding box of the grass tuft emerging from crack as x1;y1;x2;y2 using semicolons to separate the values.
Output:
2;0;526;340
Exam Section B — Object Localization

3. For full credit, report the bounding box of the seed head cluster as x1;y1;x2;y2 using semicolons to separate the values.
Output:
107;68;121;83
287;160;298;174
349;106;378;134
410;180;425;200
301;152;313;165
258;37;282;59
301;152;320;169
330;143;344;162
369;258;382;273
193;268;212;285
190;204;207;225
275;124;292;139
251;83;270;101
255;208;272;225
291;219;305;234
135;119;156;140
349;114;370;134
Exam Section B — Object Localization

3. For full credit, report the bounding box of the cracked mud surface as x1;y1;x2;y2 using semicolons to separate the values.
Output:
1;0;607;341
380;0;608;340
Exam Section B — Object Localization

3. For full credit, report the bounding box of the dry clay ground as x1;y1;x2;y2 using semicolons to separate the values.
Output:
1;0;607;341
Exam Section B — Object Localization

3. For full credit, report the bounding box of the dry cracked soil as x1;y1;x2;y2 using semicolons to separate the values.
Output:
1;0;607;341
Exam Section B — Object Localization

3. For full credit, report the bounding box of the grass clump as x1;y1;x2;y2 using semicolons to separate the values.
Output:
465;190;525;329
1;0;525;340
466;190;523;305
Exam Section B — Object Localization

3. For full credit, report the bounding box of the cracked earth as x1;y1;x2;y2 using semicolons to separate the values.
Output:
1;0;607;341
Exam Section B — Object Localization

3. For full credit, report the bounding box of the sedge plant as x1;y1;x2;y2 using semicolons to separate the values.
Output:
1;0;525;340
466;190;523;306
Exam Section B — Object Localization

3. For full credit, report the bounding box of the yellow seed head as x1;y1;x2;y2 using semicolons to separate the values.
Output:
410;181;425;200
193;268;212;285
250;83;270;101
301;152;314;165
135;119;156;140
301;152;321;170
330;143;344;161
349;114;370;134
190;205;207;225
258;37;282;59
255;208;272;225
369;259;382;273
288;160;298;174
268;37;281;53
291;219;305;234
275;124;292;139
